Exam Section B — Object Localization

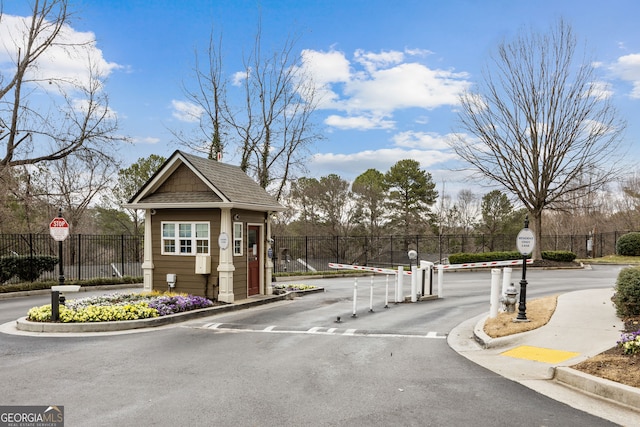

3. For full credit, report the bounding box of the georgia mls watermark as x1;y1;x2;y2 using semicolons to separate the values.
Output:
0;406;64;427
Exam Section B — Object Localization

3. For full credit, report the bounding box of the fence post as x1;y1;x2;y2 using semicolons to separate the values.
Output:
121;235;125;276
77;234;82;280
305;236;309;272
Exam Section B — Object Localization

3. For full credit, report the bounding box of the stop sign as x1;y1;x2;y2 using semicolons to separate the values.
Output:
50;216;70;241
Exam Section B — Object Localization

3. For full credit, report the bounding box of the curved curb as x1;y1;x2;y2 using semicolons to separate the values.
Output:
553;366;640;411
14;288;324;333
472;314;538;349
472;313;640;414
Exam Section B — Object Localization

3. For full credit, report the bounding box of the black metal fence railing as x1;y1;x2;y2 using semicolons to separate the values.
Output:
0;234;143;282
0;231;630;281
271;231;627;274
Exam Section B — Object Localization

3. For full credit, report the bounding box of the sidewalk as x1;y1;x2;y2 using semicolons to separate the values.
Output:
448;287;640;426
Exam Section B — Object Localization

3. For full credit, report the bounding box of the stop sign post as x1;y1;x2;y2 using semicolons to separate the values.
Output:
49;209;69;322
49;216;69;242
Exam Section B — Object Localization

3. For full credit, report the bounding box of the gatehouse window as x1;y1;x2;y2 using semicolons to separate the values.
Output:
162;222;210;255
233;222;243;256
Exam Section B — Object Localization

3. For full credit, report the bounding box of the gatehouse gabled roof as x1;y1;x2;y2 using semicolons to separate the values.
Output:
123;150;284;212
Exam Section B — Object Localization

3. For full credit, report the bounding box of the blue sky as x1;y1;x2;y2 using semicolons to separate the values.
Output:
3;0;640;197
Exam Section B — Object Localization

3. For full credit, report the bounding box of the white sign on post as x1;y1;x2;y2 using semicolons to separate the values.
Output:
49;217;70;242
516;228;535;256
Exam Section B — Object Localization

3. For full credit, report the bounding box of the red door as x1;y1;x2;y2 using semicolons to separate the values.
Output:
247;226;260;296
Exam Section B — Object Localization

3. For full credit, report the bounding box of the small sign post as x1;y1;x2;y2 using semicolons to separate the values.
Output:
515;216;535;322
49;209;69;322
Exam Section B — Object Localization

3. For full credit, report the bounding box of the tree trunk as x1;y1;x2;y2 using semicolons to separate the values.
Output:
530;210;543;261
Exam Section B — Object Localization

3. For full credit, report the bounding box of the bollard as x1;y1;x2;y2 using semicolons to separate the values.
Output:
489;268;501;318
437;265;444;298
369;275;374;312
384;275;390;308
352;277;358;318
51;290;60;322
396;266;404;303
411;264;418;302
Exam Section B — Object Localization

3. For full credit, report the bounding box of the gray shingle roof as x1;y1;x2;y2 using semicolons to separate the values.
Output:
127;150;284;211
179;151;282;208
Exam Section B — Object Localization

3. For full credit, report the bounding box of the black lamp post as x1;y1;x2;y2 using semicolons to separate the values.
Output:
516;216;530;322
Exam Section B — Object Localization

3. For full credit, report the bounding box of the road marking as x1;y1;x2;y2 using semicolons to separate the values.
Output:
195;323;447;339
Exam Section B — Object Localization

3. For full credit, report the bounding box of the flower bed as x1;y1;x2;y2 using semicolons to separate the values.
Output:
272;283;317;295
27;292;214;323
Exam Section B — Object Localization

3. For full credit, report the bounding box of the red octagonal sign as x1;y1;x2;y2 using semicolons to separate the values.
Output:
50;217;70;242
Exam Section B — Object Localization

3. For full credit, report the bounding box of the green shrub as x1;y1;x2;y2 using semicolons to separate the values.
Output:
0;256;18;283
541;250;576;262
0;255;59;282
448;251;525;264
612;267;640;317
616;232;640;256
448;250;576;264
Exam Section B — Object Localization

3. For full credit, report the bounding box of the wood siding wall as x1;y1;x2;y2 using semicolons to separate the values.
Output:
150;208;267;301
151;209;221;297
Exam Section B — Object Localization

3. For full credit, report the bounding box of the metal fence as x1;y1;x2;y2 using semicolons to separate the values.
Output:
0;230;630;281
0;234;143;282
272;231;627;273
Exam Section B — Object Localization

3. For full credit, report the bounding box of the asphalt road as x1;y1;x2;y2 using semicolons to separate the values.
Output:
0;265;626;426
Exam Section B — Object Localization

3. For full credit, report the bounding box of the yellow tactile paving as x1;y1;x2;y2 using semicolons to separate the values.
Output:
500;345;580;364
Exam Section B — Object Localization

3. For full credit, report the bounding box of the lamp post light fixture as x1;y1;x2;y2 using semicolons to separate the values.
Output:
515;215;534;322
408;249;418;267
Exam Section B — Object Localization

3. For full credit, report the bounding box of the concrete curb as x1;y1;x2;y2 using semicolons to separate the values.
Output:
473;313;640;414
14;287;324;333
553;366;640;411
472;314;538;349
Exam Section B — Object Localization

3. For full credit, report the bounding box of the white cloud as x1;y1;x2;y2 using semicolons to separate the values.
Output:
171;100;204;123
354;49;404;73
299;48;471;130
309;147;458;180
132;136;161;144
231;68;250;86
324;114;395;130
0;14;121;93
392;131;452;150
609;53;640;99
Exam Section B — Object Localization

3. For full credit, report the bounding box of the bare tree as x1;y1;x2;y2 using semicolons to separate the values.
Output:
171;33;226;160
35;148;120;231
0;0;119;171
449;20;625;259
456;189;480;234
177;23;322;201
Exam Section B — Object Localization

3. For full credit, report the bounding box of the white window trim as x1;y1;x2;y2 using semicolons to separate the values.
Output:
233;222;243;256
161;221;210;256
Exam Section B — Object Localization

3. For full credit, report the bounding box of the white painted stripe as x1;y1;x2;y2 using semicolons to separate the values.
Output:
327;328;337;334
263;325;277;331
308;327;322;333
206;323;222;329
343;329;357;336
